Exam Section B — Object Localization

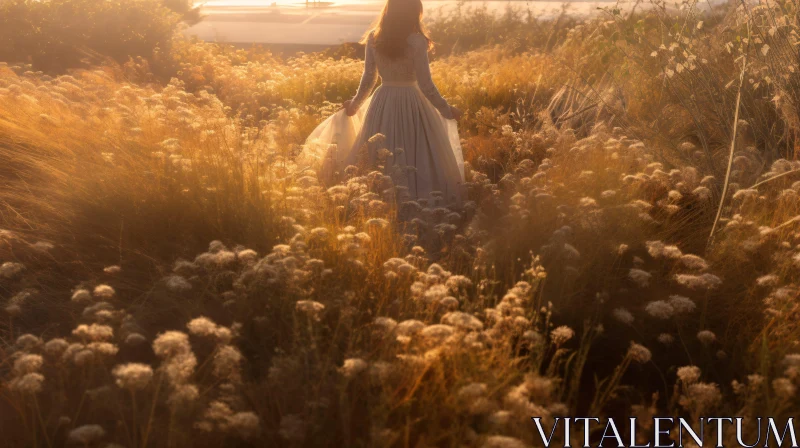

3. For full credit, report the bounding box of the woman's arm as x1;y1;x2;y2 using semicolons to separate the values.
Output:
347;33;378;114
409;34;454;119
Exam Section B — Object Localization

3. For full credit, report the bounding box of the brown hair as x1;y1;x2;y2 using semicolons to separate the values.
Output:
360;0;432;59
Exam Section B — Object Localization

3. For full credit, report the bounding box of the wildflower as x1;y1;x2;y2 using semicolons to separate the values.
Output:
208;241;227;253
44;338;69;357
173;259;198;275
679;255;709;271
645;301;675;319
71;289;92;303
68;425;106;445
646;241;682;259
5;290;32;315
441;312;483;331
226;412;261;439
187;317;219;337
0;261;25;278
423;284;449;302
72;324;114;341
153;331;191;358
93;284;115;299
165;275;192;292
457;382;488;400
783;354;800;367
420;324;455;345
612;308;634;325
674;273;721;290
295;300;325;321
168;384;199;410
755;274;779;288
680;382;721;415
340;358;368;379
668;295;696;314
601;190;617;200
73;349;95;366
14;354;43;374
8;373;44;394
773;378;796;397
87;342;119;357
237;249;258;263
697;330;717;346
163;352;197;385
628;269;652;288
396;319;425;335
483;435;527;448
30;241;54;252
551;326;574;346
366;218;390;229
628;343;652;363
112;363;153;390
677;366;701;384
693;186;712;200
212;345;243;381
16;334;43;350
309;227;329;241
372;317;397;334
658;333;674;346
440;296;459;310
125;333;147;346
445;275;473;291
489;410;512;428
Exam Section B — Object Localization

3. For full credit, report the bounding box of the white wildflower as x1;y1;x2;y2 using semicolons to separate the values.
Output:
697;330;717;346
68;425;106;445
645;300;675;319
677;366;701;384
93;284;115;299
612;308;635;325
628;343;652;363
113;363;154;390
340;358;368;379
668;295;696;314
628;269;652;288
551;326;574;346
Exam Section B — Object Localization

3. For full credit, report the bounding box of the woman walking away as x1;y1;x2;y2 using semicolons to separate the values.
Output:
299;0;465;204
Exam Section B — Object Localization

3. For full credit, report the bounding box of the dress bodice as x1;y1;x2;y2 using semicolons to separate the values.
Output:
350;32;453;119
373;46;417;83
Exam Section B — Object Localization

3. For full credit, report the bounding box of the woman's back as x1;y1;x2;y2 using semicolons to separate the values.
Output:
359;32;453;119
371;33;424;83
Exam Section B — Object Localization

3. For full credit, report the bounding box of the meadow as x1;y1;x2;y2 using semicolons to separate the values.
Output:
1;0;800;446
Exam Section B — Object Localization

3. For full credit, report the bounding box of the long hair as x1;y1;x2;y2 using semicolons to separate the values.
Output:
360;0;432;59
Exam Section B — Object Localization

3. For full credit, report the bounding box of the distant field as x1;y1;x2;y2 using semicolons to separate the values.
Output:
186;0;628;45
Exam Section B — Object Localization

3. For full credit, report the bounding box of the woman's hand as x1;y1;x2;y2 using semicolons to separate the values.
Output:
449;106;463;121
341;100;357;116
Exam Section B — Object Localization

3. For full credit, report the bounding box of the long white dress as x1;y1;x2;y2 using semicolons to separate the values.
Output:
299;32;465;203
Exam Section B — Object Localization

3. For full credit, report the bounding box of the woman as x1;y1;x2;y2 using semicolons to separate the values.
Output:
300;0;465;203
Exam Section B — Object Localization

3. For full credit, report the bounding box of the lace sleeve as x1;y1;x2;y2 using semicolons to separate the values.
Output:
351;33;378;110
409;34;453;119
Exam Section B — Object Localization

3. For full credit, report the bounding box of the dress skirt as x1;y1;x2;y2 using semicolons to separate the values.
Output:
299;81;465;203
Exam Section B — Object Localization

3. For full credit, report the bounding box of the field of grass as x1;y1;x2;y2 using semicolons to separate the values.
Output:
1;0;800;446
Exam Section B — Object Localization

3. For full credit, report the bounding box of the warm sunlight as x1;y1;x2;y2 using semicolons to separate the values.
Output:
1;0;799;447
